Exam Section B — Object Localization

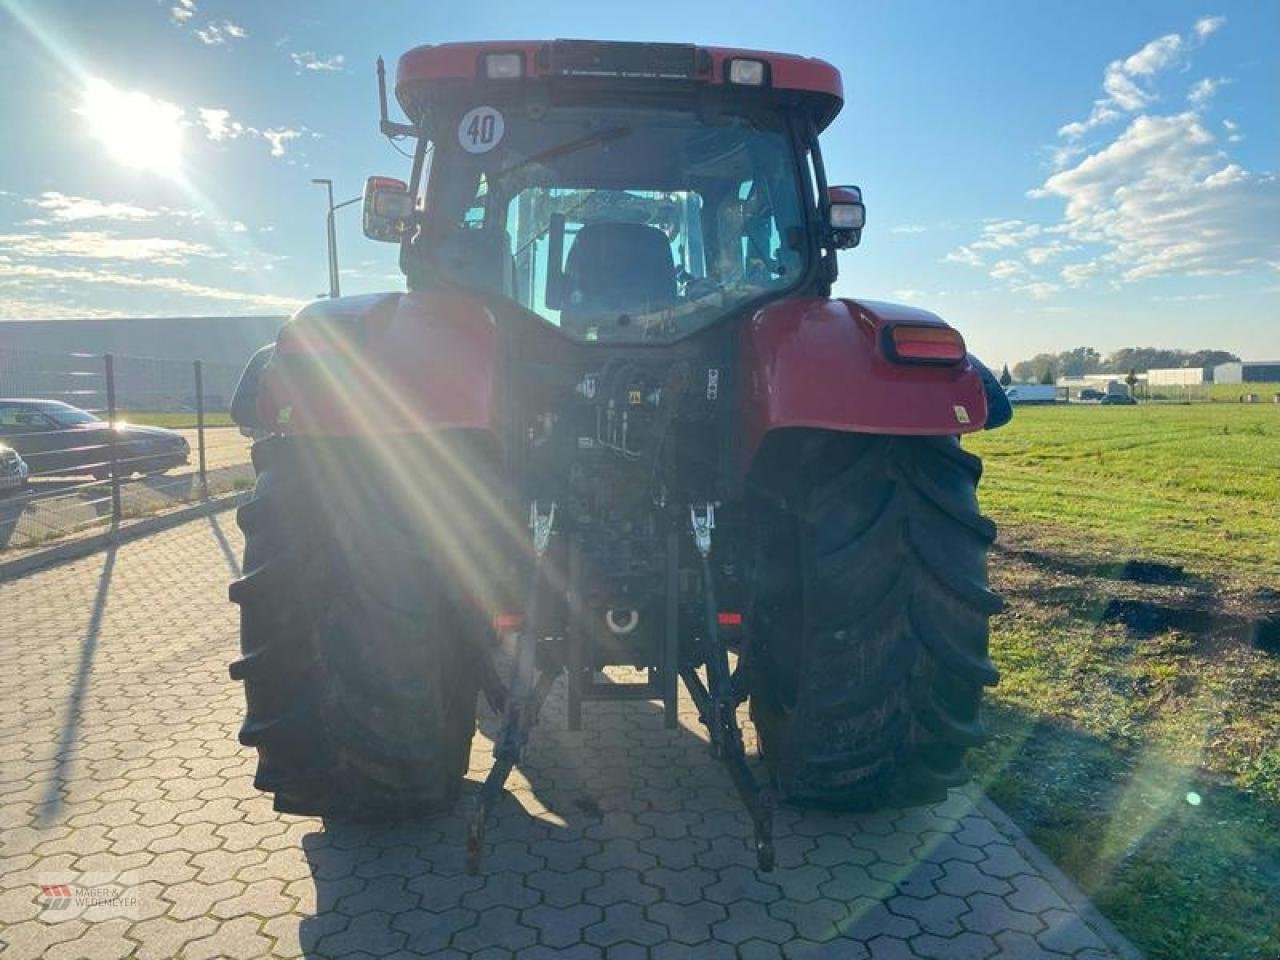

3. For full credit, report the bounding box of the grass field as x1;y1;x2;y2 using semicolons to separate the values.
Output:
1142;381;1280;403
965;404;1279;959
967;404;1280;586
118;410;234;428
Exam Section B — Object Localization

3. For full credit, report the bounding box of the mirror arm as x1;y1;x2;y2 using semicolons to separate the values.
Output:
377;56;418;139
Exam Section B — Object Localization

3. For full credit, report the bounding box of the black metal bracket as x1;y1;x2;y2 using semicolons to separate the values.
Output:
680;509;775;872
466;505;559;875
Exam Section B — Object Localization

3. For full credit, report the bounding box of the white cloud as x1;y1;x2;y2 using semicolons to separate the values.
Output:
1061;261;1101;286
28;192;157;223
194;20;247;46
0;261;303;314
1188;76;1226;108
199;107;244;141
1121;33;1184;77
1057;18;1224;141
261;127;301;157
943;247;984;267
1035;112;1280;282
990;259;1028;282
195;108;305;159
0;230;222;265
1194;15;1226;39
1026;241;1076;265
943;220;1042;266
169;0;196;23
1018;281;1061;300
290;51;345;72
890;224;930;235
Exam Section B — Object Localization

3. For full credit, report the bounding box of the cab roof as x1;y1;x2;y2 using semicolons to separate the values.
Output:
396;40;844;130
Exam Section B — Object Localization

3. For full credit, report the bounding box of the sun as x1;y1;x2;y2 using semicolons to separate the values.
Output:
77;79;185;176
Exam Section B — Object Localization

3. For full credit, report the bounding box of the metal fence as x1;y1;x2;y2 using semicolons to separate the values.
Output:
0;348;254;552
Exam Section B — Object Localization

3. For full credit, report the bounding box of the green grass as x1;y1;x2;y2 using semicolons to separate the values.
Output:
117;410;235;429
1204;381;1280;403
966;404;1280;586
964;403;1280;959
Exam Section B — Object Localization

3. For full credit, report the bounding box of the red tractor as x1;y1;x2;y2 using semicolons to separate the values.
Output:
229;40;1011;873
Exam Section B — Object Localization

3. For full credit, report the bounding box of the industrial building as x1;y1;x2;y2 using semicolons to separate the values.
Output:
1214;361;1280;384
1148;367;1208;386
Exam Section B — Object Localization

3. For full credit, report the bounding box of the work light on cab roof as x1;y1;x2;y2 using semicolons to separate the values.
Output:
228;37;1011;878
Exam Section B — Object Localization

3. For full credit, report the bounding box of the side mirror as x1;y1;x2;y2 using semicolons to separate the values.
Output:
362;176;414;242
828;185;865;249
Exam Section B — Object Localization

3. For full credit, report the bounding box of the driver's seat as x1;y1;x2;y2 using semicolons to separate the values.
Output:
561;222;677;332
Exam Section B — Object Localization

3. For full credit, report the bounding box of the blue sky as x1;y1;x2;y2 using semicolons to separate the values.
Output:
0;0;1276;366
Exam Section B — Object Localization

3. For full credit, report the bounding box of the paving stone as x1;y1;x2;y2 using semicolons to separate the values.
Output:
516;945;603;960
886;892;969;937
979;842;1037;880
315;910;411;957
1036;908;1111;955
0;519;1128;960
960;891;1044;936
452;905;538;953
392;906;477;955
713;899;795;944
993;930;1074;959
767;897;847;942
649;898;728;944
182;915;276;960
936;860;1014;898
127;915;220;960
525;867;600;907
909;930;999;960
1007;874;1072;915
583;868;662;907
702;864;783;904
780;937;871;959
858;935;916;959
584;903;667;947
520;902;605;949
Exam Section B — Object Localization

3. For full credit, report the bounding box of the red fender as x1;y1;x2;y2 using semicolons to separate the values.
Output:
257;290;502;438
738;297;987;473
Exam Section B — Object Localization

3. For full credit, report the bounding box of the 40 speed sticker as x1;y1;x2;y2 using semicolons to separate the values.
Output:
458;106;505;154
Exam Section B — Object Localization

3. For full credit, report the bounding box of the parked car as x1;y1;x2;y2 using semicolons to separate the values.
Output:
1078;388;1105;402
0;399;189;479
0;443;29;495
1100;394;1137;405
1004;384;1059;404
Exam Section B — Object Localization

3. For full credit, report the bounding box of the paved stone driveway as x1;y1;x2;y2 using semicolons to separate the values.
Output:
0;517;1137;959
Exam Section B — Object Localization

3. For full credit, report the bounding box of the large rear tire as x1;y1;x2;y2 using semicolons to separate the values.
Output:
228;436;483;819
748;432;1001;809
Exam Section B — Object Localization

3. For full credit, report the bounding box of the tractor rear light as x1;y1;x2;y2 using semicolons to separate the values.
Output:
482;52;524;79
718;611;743;627
726;58;767;86
493;612;523;632
885;325;967;364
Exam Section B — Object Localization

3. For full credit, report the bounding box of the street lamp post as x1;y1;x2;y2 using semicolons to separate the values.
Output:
311;179;361;299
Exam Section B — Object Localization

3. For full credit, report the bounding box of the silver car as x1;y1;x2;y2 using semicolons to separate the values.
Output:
0;443;29;495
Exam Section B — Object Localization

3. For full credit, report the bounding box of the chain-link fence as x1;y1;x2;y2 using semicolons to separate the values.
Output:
0;348;255;552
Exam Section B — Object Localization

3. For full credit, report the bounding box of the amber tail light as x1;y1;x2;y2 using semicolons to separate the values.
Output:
883;325;967;365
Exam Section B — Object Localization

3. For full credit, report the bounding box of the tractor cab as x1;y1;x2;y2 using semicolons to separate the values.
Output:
363;40;863;343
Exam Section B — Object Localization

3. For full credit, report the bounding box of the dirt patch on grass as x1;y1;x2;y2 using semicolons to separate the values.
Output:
981;523;1280;959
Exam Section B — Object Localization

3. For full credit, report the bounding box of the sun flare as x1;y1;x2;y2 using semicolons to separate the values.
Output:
77;79;185;176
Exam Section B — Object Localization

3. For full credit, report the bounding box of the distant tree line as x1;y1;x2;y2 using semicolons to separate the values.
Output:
1010;347;1240;384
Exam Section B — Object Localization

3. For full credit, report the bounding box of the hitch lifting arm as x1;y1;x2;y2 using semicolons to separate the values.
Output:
680;503;776;872
466;502;560;875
